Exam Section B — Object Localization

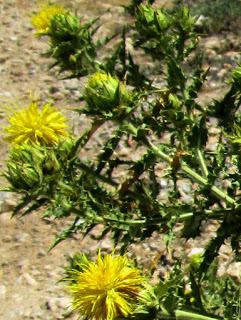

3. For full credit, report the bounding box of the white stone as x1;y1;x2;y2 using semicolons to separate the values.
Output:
0;285;6;298
22;273;38;287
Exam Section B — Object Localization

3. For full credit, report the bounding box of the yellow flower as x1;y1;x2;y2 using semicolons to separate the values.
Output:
4;102;69;146
32;4;66;35
67;252;144;320
88;72;110;87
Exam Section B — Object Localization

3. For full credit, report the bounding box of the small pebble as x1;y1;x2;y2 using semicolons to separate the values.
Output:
22;273;38;287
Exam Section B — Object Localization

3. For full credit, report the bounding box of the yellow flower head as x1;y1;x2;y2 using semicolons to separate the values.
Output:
88;72;110;86
67;252;144;320
32;4;66;35
4;102;69;146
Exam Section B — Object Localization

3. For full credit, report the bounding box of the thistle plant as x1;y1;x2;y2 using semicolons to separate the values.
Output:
2;1;241;319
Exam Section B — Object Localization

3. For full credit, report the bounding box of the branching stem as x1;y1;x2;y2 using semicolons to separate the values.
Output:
147;141;236;206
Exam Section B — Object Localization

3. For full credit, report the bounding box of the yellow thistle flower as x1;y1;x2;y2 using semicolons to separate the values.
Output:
4;102;69;146
67;252;144;320
88;72;111;87
32;4;66;35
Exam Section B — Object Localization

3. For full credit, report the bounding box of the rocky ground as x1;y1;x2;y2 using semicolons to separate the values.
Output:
0;0;241;319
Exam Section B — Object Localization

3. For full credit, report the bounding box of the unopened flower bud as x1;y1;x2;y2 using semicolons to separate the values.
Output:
85;72;130;114
50;13;81;40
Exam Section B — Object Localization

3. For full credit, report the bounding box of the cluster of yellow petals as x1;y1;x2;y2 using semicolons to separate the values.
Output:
87;72;110;86
68;253;144;320
32;4;66;35
4;102;68;146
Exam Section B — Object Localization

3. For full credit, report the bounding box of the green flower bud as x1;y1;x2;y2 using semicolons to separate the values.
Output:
84;72;130;115
136;4;171;35
4;144;61;192
47;12;96;76
5;162;40;190
11;144;45;164
49;13;81;41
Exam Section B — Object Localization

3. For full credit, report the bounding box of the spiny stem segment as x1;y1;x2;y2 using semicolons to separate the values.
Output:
146;141;236;206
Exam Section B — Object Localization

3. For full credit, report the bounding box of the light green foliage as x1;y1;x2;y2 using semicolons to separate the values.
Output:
3;1;241;319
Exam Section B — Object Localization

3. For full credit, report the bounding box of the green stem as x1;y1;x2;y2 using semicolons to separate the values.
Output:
78;120;103;149
81;207;236;228
181;163;207;185
196;148;209;178
95;216;146;225
182;163;235;205
147;141;236;206
175;310;219;320
178;209;228;221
